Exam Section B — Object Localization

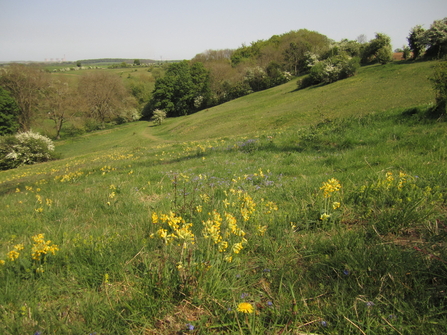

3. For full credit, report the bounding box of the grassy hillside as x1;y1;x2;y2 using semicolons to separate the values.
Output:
0;60;446;335
153;61;434;142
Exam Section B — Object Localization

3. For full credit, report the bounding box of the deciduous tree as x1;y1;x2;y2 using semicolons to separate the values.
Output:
361;33;393;64
0;64;49;131
408;25;427;59
78;72;132;127
41;79;78;139
148;61;211;117
425;18;447;58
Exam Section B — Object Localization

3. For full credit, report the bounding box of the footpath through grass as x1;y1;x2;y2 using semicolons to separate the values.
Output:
0;61;446;334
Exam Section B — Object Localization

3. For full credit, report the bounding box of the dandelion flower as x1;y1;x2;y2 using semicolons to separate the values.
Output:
237;302;254;314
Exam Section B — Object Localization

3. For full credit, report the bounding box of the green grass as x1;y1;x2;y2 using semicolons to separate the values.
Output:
0;60;446;334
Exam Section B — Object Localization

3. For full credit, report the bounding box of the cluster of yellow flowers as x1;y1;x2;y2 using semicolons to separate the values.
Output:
201;209;248;261
320;178;342;198
319;178;342;221
150;211;195;246
31;233;59;261
100;165;116;175
54;170;84;183
150;184;278;266
0;234;59;268
374;171;409;191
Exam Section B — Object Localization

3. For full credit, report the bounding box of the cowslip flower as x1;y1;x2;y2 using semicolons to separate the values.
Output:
237;302;254;314
7;250;20;261
320;213;331;221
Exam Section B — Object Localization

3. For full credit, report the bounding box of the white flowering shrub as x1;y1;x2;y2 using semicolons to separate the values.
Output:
0;130;56;170
298;56;360;89
151;109;167;126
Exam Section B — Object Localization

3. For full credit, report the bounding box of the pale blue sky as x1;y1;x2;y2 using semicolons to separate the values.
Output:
0;0;446;62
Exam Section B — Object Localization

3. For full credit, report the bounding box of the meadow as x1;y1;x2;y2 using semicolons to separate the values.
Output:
0;60;446;334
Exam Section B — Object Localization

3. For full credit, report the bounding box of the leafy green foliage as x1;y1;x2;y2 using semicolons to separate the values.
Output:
0;86;19;135
361;33;393;64
430;60;447;115
147;61;211;117
408;25;427;59
425;17;447;58
408;18;447;59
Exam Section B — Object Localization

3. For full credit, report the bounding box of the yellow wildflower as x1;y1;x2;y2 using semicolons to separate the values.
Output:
320;178;341;198
218;241;228;252
332;202;341;210
224;254;233;263
7;250;20;261
0;260;5;266
14;243;24;251
232;242;244;254
237;302;254;314
320;213;331;221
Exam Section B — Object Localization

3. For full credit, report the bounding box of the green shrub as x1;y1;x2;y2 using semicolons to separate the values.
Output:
375;45;393;64
0;87;19;136
430;60;447;116
0;130;56;170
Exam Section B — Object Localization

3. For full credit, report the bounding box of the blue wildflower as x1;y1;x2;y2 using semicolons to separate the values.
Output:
186;323;194;331
320;321;328;327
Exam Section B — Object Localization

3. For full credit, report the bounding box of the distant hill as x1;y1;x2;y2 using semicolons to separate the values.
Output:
77;58;157;65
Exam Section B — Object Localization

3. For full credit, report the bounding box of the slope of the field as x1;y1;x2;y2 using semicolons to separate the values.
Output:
149;61;434;142
54;60;435;159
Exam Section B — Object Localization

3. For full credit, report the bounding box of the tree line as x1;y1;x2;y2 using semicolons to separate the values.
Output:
1;18;446;139
144;18;447;120
0;65;143;138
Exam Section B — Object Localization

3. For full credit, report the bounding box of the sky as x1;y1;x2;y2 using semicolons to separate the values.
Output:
0;0;446;62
